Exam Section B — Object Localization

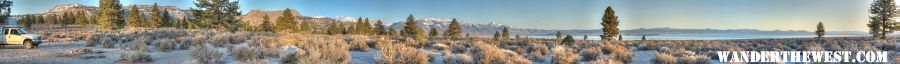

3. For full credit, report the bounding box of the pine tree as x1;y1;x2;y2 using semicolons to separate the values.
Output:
556;31;562;39
516;34;520;39
328;22;341;35
148;3;162;28
388;28;398;36
160;9;171;27
0;0;10;24
260;14;273;32
618;35;623;41
374;20;385;35
444;18;463;38
75;11;88;26
584;35;588;40
601;6;620;41
61;12;73;28
275;8;298;33
192;0;240;30
868;0;896;40
429;27;439;37
494;31;501;40
299;17;311;32
401;14;426;41
126;6;143;28
502;27;510;40
98;0;122;30
641;35;646;40
816;22;825;38
562;35;575;45
20;15;34;28
362;18;372;35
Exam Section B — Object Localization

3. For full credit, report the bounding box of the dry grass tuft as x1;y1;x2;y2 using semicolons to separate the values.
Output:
472;42;532;64
653;53;676;64
232;46;264;62
156;38;176;52
190;45;223;64
551;45;578;64
376;41;430;64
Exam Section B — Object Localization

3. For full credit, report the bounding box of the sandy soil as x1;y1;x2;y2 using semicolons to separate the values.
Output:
0;41;198;64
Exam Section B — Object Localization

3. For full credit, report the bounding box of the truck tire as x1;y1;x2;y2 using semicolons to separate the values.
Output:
25;41;34;49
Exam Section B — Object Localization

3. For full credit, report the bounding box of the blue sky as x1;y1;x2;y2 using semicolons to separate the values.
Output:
10;0;876;31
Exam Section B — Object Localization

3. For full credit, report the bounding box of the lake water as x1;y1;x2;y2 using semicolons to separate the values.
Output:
524;34;866;40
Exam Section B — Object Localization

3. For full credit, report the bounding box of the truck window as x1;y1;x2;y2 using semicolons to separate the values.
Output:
3;29;8;35
10;29;18;35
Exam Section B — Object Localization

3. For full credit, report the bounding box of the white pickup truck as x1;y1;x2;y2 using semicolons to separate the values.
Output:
0;27;42;49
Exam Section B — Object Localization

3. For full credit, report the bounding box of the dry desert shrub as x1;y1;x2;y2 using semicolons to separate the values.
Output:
472;43;532;64
99;35;116;48
118;51;152;63
156;38;176;52
528;43;549;62
676;55;712;64
653;53;676;64
580;46;604;61
126;37;150;52
589;59;624;64
551;45;579;64
190;45;224;64
376;42;430;64
444;53;474;64
280;34;351;64
232;46;264;62
84;34;102;47
349;35;370;51
601;45;632;63
175;37;193;50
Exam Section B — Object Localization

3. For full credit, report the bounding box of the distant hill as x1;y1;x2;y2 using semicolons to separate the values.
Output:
14;4;193;23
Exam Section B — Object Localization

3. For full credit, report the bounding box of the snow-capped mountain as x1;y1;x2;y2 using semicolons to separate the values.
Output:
20;4;192;21
388;18;538;35
334;16;357;22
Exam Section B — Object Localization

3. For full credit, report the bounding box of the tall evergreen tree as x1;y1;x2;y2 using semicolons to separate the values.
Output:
388;28;398;36
61;12;74;28
429;27;439;37
98;0;122;30
148;3;162;28
641;35;646;40
20;15;34;28
275;8;298;33
562;35;575;45
160;9;171;27
75;11;88;26
126;6;143;28
260;14;273;32
328;22;341;35
192;0;240;31
298;16;311;32
502;27;510;40
618;35;623;41
0;0;9;24
584;35;588;40
868;0;897;40
816;22;825;38
556;31;562;39
444;18;463;38
374;20;386;35
401;14;426;41
494;31;501;40
601;6;620;41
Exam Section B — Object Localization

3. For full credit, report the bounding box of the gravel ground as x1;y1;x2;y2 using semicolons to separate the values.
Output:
0;41;196;64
